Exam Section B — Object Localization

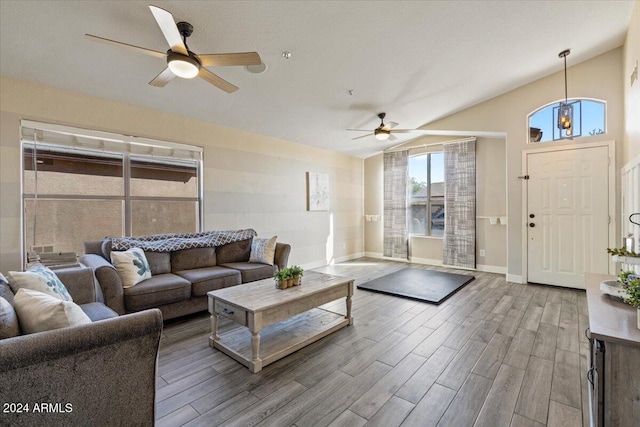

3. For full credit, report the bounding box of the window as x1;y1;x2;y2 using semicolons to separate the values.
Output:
528;99;606;143
21;121;202;257
408;152;444;237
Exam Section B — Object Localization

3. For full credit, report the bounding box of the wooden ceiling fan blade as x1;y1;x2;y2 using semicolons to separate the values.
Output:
390;129;430;134
385;121;399;130
352;133;374;140
199;52;262;67
149;5;188;55
199;68;238;93
149;67;176;87
85;34;166;59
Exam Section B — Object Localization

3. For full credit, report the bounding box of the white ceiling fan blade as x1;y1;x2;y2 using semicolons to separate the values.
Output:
149;67;176;87
199;52;262;67
149;5;188;55
351;133;374;140
85;34;166;59
389;134;398;141
199;68;238;93
346;128;373;132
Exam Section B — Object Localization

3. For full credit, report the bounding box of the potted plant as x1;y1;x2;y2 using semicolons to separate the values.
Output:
274;267;295;289
290;265;304;286
619;271;640;329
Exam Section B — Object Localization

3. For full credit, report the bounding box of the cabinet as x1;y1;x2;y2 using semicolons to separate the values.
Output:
585;273;640;427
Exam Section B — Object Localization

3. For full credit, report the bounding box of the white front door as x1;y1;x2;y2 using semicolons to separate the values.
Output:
526;146;609;288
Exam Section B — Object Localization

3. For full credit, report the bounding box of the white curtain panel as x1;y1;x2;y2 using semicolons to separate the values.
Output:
383;150;409;259
443;139;476;268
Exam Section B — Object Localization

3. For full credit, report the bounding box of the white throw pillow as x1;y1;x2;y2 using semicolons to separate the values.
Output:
13;288;91;334
8;263;73;302
249;236;277;265
110;247;152;288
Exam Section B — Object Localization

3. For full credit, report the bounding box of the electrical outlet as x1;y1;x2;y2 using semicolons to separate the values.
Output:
479;249;486;257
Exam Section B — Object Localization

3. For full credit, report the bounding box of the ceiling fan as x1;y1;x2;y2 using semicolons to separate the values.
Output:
347;113;429;141
86;5;261;93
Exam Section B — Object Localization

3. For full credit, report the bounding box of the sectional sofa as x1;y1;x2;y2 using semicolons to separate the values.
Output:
80;235;291;320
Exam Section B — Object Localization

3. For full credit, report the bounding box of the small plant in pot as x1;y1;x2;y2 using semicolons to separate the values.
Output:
290;265;304;286
619;271;640;329
274;267;294;289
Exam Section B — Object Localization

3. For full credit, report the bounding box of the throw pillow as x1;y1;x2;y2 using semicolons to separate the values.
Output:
13;288;91;334
8;263;73;302
249;236;277;265
0;296;21;339
110;247;152;288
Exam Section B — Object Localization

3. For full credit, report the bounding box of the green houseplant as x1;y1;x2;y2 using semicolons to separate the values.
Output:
274;266;305;289
619;271;640;329
290;265;304;286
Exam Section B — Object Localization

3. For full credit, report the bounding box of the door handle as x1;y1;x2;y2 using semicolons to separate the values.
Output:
529;223;535;227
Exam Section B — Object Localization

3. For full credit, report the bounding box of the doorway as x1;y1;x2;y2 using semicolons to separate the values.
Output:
524;143;614;289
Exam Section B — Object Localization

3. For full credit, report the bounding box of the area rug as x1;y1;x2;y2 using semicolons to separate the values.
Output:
357;268;475;304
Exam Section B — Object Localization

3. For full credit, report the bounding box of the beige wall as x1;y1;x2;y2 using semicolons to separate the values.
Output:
0;76;364;272
624;2;640;164
415;48;625;281
364;136;507;272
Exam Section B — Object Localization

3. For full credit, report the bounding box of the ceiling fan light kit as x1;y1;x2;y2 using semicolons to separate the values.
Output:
167;51;200;78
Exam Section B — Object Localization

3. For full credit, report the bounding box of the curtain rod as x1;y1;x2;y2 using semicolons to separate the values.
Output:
384;136;476;153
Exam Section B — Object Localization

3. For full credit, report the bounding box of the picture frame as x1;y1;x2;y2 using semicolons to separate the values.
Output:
307;172;329;211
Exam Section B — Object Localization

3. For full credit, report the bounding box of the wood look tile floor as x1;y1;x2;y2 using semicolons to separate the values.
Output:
155;259;589;427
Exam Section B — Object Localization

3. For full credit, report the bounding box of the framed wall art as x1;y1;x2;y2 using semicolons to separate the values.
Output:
307;172;329;211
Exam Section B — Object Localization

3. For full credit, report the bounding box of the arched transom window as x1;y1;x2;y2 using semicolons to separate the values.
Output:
528;99;606;143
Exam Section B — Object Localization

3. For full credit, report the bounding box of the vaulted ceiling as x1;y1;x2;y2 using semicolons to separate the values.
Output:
0;1;634;157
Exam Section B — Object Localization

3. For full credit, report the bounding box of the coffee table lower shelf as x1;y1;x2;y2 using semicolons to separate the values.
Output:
210;308;348;373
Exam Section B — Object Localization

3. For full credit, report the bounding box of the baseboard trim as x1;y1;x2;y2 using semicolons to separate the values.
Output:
506;274;524;284
475;265;508;275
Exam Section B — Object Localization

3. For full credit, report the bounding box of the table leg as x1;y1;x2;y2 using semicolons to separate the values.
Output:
346;293;353;325
209;312;219;347
251;331;263;373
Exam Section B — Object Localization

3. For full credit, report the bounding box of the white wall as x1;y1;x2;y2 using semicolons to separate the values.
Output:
624;2;640;164
0;76;364;272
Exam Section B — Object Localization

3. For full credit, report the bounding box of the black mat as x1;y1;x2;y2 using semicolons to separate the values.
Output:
357;268;475;304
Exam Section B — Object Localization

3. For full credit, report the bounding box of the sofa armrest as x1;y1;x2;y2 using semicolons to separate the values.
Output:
274;243;291;270
80;254;125;315
0;309;162;427
54;266;98;305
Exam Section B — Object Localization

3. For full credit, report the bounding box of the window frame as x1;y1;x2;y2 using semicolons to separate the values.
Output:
527;97;607;144
407;151;445;238
20;120;203;261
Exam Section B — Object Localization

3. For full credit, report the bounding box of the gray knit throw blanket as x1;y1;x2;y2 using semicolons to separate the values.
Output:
110;229;257;252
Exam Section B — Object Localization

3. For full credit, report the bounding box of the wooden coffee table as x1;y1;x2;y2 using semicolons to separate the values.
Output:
207;271;353;373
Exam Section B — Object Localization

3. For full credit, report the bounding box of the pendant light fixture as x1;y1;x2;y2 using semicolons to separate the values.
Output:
557;49;573;136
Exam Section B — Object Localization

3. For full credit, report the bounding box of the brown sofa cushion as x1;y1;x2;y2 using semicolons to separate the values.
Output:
145;251;171;275
124;274;190;312
175;267;241;297
219;262;277;283
216;238;252;265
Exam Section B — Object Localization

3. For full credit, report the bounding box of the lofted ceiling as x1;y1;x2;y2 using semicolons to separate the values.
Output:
0;1;634;158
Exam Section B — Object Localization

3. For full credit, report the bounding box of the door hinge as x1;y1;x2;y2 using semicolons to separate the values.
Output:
518;175;530;180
